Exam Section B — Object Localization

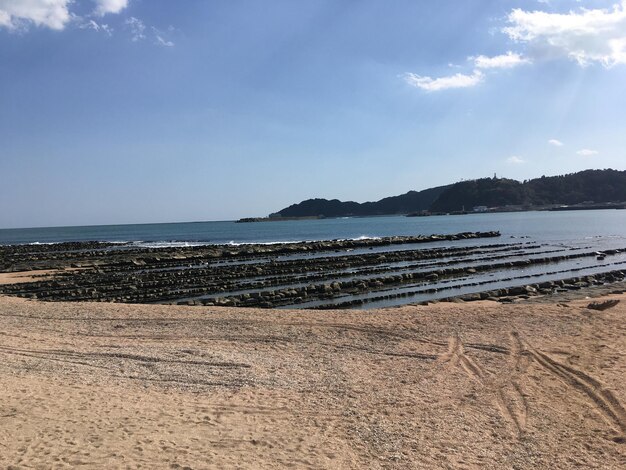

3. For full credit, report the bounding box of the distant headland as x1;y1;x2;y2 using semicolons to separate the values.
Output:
238;169;626;222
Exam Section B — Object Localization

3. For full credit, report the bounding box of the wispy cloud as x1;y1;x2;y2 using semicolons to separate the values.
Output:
548;139;564;146
155;34;174;47
404;52;528;92
79;18;113;36
94;0;128;17
152;26;174;47
0;0;72;30
402;71;483;92
507;156;526;164
125;16;145;41
503;1;626;67
473;51;531;69
577;148;599;156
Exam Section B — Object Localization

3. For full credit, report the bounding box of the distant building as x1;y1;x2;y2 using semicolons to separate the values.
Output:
473;206;488;212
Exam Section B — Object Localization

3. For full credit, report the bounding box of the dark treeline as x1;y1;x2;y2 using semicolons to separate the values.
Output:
274;169;626;217
431;169;626;212
275;185;449;218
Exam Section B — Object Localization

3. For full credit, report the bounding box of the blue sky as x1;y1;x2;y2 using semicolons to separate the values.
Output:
1;0;625;228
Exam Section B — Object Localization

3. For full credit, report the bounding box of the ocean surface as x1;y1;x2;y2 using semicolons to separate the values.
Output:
1;210;626;248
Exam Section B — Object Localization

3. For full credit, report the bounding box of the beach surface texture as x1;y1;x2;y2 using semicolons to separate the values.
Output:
1;294;625;469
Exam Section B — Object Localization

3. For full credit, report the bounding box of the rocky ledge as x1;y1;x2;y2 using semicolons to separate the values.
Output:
2;230;626;309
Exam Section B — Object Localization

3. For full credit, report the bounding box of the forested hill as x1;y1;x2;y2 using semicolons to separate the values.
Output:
274;185;450;218
430;169;626;212
272;169;626;217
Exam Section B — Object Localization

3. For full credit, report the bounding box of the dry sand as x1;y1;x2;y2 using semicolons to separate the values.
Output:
1;294;625;469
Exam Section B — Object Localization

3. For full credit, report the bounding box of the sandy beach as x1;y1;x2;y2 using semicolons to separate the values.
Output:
4;1;626;468
1;293;625;469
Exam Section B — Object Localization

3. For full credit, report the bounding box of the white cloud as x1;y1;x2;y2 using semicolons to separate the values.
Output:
402;70;483;91
80;19;113;35
151;26;174;47
0;0;72;30
94;0;128;16
548;139;564;146
404;3;626;92
503;1;626;67
507;156;526;164
473;51;531;69
577;148;599;156
405;52;527;92
155;35;173;47
0;0;170;48
125;16;145;41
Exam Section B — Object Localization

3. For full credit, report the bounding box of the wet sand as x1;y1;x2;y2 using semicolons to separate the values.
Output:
0;269;80;285
1;294;625;469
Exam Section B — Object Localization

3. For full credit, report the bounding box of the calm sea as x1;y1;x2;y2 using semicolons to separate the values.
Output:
1;210;625;249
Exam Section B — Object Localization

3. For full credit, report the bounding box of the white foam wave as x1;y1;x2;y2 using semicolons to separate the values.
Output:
27;240;131;246
22;235;387;249
348;235;381;241
224;236;381;246
130;241;208;249
225;240;304;246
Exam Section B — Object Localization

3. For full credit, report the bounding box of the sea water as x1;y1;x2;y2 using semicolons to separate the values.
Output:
1;210;625;250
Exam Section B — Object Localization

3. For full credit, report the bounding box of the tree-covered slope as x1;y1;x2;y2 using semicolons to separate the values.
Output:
275;185;450;217
430;169;626;212
429;178;528;212
272;169;626;217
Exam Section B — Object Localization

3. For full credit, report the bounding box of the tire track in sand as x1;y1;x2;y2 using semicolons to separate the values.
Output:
520;334;626;440
440;334;529;437
439;336;486;384
494;332;530;436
